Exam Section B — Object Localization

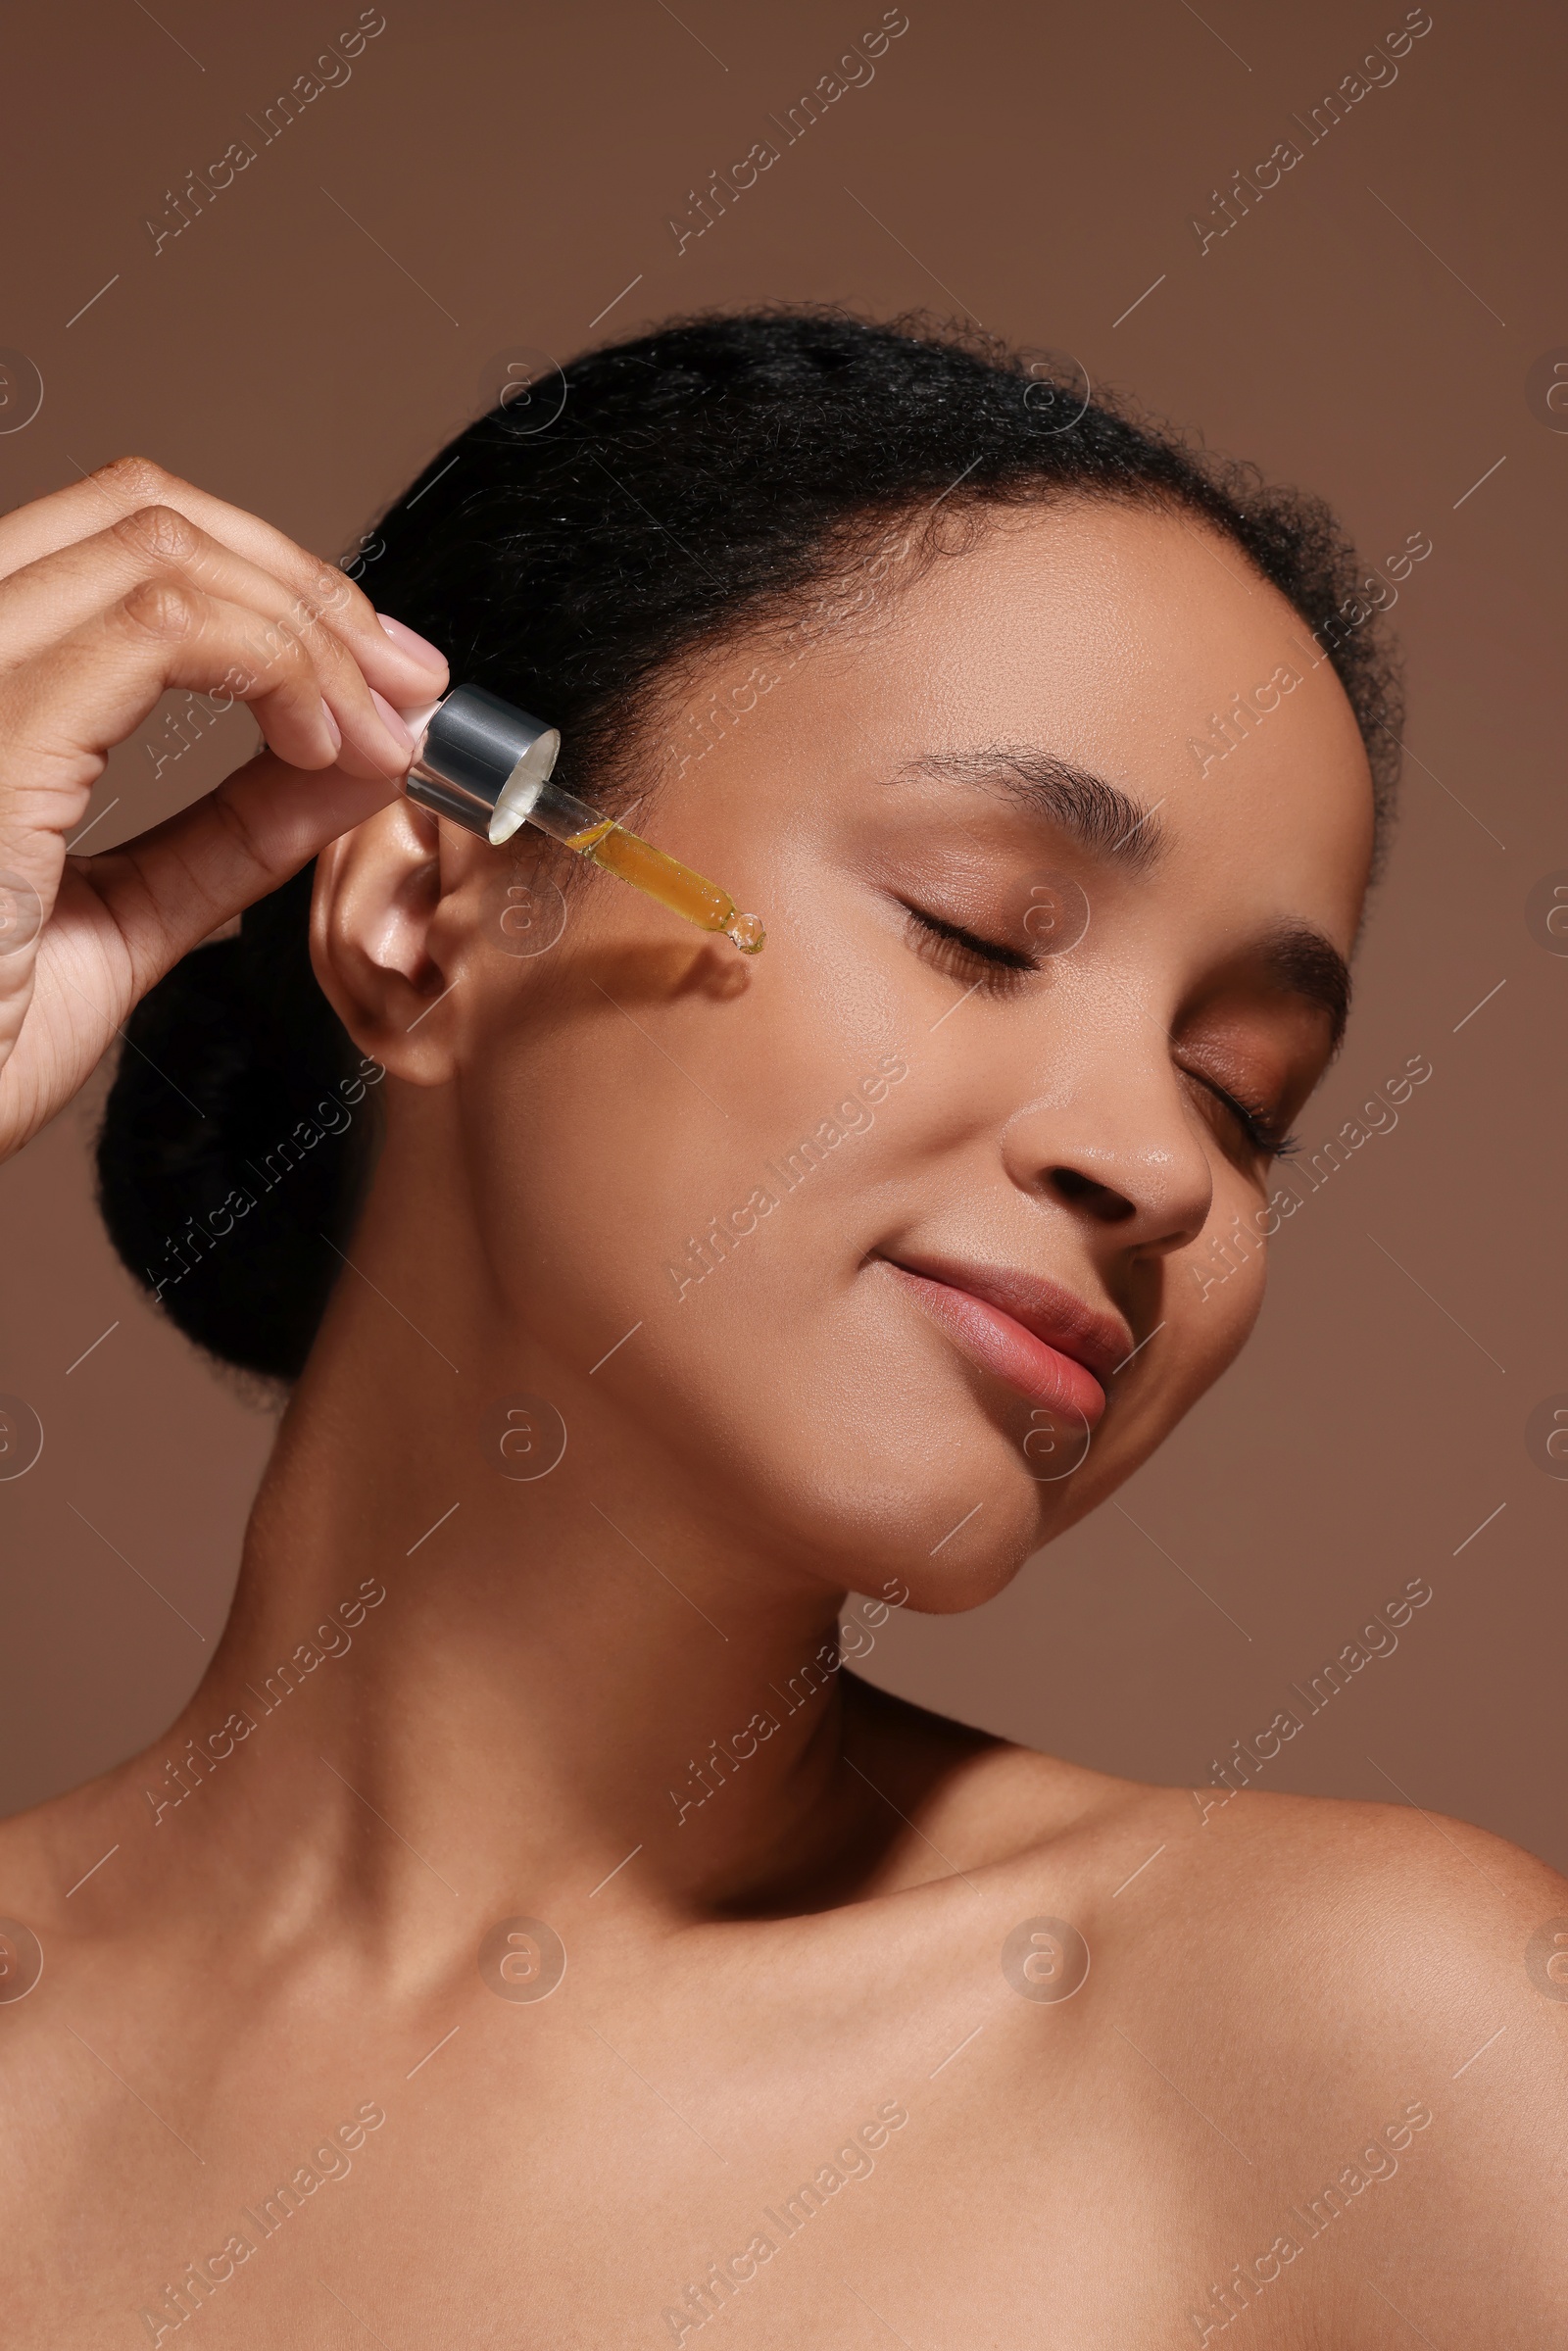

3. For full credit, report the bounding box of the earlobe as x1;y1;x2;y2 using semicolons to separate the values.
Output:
311;799;460;1083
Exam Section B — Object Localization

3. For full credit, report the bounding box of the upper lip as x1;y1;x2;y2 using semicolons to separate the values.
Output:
883;1252;1134;1389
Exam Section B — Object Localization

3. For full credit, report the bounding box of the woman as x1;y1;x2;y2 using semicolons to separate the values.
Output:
0;315;1561;2343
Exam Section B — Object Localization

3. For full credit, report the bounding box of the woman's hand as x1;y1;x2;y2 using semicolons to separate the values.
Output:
0;455;444;1163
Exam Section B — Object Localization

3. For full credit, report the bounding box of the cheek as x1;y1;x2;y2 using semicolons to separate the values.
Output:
456;891;901;1377
1168;1207;1271;1386
1080;1168;1270;1487
1036;1217;1265;1541
464;1016;751;1343
453;903;1024;1576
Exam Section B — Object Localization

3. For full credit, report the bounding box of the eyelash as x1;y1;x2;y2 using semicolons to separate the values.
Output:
904;903;1299;1160
903;903;1035;990
1202;1083;1299;1161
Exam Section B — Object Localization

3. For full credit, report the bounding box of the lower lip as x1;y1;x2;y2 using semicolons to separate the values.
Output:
884;1264;1108;1427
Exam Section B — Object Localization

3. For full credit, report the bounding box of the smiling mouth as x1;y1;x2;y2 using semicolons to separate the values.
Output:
877;1256;1130;1428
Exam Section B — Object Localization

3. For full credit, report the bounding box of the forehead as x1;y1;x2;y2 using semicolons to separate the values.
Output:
741;498;1376;949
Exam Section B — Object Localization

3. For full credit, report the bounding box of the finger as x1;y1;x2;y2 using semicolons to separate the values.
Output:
64;745;397;997
0;504;413;780
0;457;449;703
0;579;348;895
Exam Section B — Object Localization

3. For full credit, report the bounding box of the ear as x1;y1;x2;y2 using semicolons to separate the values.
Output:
311;799;484;1084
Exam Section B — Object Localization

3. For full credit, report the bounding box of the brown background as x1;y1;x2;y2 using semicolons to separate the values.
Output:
2;0;1563;1865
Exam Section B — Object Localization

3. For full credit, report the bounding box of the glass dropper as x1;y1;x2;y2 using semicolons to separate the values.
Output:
399;685;765;955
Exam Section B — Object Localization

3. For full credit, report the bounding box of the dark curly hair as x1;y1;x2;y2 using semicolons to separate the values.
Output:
96;307;1402;1384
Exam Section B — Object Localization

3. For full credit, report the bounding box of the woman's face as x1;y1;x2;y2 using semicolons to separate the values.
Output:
345;498;1374;1608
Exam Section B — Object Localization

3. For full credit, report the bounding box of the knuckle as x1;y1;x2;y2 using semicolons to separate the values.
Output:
305;560;363;621
259;616;311;673
242;618;312;690
93;454;172;506
114;503;200;567
279;598;330;653
285;581;360;657
120;576;199;640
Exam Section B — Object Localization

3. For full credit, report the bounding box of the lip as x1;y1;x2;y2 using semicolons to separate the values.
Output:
879;1253;1132;1427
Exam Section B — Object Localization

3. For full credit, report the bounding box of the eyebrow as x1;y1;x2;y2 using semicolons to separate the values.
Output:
1256;921;1352;1050
893;744;1168;873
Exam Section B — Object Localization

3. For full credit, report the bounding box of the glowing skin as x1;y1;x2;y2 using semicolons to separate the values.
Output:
318;500;1373;1613
0;495;1563;2344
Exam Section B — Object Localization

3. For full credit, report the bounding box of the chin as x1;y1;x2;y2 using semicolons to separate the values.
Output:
740;1373;1095;1614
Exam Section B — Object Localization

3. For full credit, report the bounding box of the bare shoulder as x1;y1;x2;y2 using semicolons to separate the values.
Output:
0;1760;131;1911
960;1729;1568;2290
867;1701;1568;2327
1093;1771;1568;2038
0;1765;140;2039
849;1674;1568;1991
1130;1785;1568;2314
949;1721;1568;2079
848;1690;1567;2105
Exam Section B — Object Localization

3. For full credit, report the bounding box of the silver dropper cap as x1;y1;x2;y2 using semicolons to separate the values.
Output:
401;684;562;847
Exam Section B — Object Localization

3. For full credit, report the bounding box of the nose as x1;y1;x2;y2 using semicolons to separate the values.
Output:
999;1049;1214;1259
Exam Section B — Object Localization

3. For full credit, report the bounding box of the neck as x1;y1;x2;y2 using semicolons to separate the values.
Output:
152;1164;885;1937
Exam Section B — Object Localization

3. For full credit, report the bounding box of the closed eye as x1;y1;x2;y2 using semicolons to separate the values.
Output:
902;902;1035;985
1195;1074;1298;1160
906;901;1300;1158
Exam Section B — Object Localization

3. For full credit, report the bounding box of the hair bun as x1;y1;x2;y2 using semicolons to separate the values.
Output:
95;865;376;1382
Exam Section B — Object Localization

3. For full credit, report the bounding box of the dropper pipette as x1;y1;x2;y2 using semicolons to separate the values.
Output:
399;685;765;955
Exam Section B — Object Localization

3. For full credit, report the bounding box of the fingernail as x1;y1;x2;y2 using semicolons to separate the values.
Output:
369;689;415;751
377;612;447;673
322;707;343;754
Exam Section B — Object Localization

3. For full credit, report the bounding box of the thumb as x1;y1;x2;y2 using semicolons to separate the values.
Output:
72;749;403;996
